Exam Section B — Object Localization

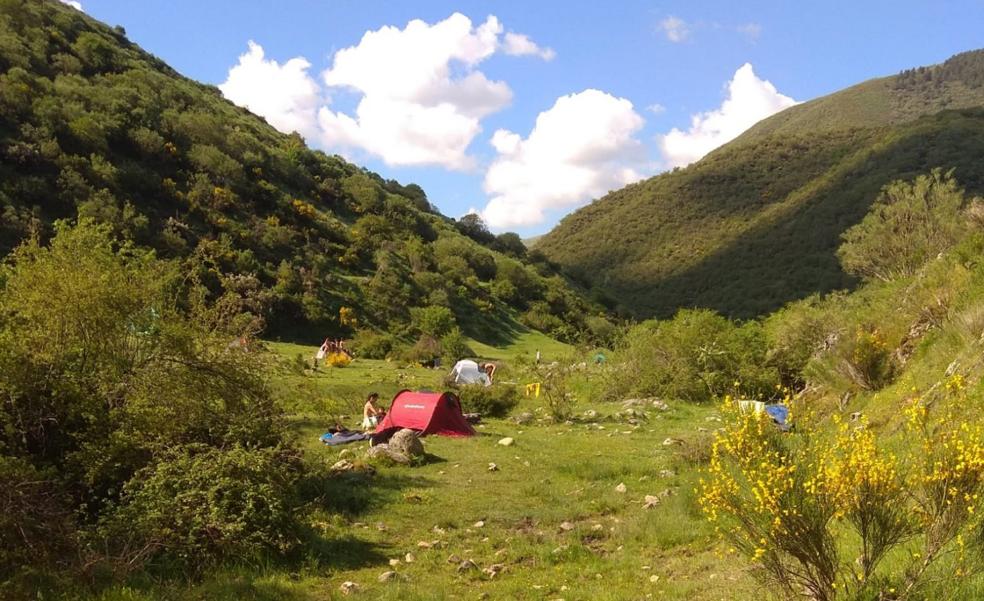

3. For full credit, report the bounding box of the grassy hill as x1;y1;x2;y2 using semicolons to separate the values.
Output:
0;0;608;346
538;50;984;319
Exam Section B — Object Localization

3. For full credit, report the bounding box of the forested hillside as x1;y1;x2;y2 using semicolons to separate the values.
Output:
0;0;610;347
538;50;984;319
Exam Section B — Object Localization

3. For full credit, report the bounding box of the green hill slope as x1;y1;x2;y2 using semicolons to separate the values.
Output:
538;50;984;319
0;1;608;345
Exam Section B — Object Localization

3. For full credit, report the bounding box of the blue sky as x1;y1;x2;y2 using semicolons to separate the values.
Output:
74;0;984;235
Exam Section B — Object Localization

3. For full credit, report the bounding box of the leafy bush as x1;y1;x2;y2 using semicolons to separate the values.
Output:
457;384;519;418
838;169;971;282
95;445;302;570
400;334;442;365
613;309;778;403
440;327;473;363
409;305;456;337
0;221;298;580
764;294;839;386
350;329;397;359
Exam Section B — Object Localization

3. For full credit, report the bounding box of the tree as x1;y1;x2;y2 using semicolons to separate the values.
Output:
838;170;971;282
455;213;495;245
410;306;456;338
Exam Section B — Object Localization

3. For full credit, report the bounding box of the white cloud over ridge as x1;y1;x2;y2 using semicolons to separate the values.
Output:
220;14;554;171
59;0;83;10
219;41;322;141
659;63;796;168
480;89;647;229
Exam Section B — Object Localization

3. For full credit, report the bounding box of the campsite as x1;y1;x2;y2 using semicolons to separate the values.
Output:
8;2;984;600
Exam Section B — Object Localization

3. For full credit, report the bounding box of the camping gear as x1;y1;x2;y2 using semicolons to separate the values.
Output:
765;404;791;432
320;430;370;446
449;359;490;386
374;390;475;439
737;399;766;414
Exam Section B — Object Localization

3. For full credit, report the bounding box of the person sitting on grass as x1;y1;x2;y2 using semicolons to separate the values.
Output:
362;392;384;430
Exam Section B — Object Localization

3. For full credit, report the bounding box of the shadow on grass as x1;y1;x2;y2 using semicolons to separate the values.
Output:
299;534;393;572
302;470;438;517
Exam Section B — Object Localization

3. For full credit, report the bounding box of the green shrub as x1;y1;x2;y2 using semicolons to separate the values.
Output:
440;327;473;363
94;445;302;570
409;305;456;338
764;294;839;386
838;169;970;282
400;334;442;365
350;329;397;359
613;309;778;403
457;384;519;418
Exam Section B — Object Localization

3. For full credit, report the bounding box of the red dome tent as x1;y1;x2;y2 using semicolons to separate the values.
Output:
374;390;475;438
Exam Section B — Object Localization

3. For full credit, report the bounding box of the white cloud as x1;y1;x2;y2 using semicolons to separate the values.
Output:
219;41;322;140
502;32;555;60
318;13;536;170
647;103;666;114
736;22;763;41
480;89;648;229
59;0;82;10
658;16;690;43
659;63;796;168
219;14;552;171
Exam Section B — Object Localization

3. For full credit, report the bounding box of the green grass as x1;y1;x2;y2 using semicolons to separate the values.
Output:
83;338;758;601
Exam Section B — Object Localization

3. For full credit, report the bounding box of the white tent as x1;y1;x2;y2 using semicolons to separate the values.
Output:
450;359;490;386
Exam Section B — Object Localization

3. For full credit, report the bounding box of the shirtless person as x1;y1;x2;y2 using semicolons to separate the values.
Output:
362;392;384;430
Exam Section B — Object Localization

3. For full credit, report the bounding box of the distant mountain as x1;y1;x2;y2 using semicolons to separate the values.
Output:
537;50;984;319
0;1;607;344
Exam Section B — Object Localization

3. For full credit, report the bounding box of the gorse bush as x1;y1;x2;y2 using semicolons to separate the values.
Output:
805;325;897;393
326;351;352;367
701;380;984;600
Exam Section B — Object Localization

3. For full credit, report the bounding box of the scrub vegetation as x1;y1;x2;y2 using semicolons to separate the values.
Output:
8;2;984;601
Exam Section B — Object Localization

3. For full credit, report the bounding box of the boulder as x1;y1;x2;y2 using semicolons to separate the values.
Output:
378;571;398;583
513;412;534;425
366;443;411;465
497;437;514;446
389;428;425;460
330;459;355;472
339;581;359;595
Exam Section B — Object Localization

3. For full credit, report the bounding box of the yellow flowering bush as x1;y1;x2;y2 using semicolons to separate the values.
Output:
701;384;984;600
326;352;351;367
